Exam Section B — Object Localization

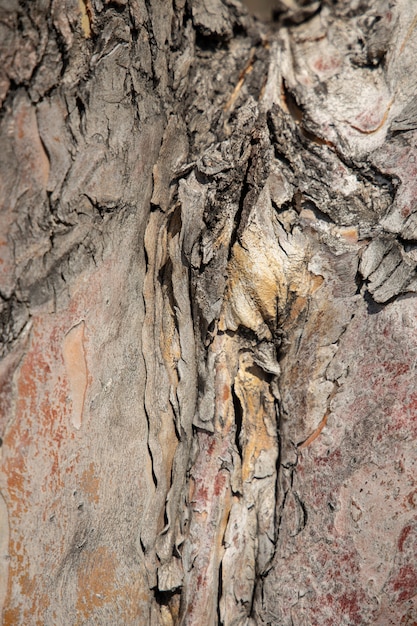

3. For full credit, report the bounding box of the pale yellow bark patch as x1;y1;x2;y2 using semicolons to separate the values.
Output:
78;0;91;38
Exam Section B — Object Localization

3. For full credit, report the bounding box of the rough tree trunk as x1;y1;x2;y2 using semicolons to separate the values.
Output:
1;0;417;624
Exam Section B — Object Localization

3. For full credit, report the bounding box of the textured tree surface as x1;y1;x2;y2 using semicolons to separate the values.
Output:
1;0;417;624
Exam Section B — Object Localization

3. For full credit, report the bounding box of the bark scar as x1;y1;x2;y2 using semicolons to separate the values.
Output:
62;320;88;430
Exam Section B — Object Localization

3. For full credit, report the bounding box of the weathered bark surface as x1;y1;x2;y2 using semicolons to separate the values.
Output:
1;0;417;624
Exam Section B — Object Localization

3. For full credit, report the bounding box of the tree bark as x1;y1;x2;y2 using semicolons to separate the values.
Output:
1;0;417;624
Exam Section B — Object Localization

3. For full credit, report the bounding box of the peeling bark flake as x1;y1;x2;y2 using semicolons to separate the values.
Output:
62;321;88;430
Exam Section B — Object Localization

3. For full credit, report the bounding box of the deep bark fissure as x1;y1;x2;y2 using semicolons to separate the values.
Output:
231;384;243;463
